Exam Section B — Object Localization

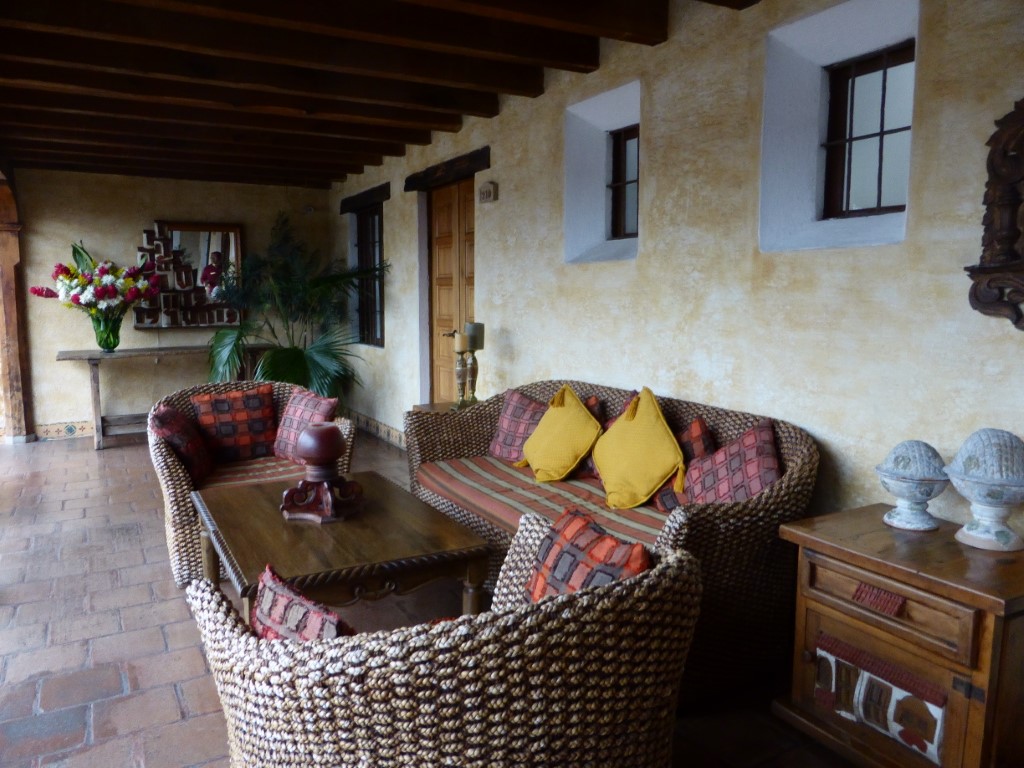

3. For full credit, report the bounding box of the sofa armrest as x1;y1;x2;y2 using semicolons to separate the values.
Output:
404;394;504;494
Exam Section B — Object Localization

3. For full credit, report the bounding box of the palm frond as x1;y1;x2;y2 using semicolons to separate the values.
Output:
208;321;257;382
254;346;309;387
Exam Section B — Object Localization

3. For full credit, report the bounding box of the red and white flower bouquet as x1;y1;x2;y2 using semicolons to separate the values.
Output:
31;242;160;351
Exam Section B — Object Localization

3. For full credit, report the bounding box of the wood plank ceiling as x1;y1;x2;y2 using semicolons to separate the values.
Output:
0;0;757;189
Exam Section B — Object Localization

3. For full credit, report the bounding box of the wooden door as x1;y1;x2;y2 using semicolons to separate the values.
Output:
429;179;475;403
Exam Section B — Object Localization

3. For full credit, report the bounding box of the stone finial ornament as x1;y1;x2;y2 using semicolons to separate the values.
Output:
876;440;948;531
945;428;1024;551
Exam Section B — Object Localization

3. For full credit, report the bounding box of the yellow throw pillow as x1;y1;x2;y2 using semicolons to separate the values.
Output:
519;385;602;482
593;387;684;508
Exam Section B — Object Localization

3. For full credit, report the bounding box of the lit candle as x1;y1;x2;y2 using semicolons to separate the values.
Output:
453;332;469;353
465;322;485;351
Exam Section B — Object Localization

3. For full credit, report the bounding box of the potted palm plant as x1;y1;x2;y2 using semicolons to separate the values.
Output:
208;213;388;398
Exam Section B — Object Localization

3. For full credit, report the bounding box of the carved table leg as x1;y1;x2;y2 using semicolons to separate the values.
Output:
462;556;488;615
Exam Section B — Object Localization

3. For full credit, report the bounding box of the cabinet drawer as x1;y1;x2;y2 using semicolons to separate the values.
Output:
794;609;970;768
801;551;978;667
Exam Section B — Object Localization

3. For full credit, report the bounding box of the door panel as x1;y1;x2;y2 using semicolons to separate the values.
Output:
430;179;475;403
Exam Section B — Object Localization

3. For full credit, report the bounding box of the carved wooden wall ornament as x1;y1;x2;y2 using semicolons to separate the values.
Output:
965;98;1024;329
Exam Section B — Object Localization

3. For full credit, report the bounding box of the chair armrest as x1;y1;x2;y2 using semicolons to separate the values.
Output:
403;395;504;493
147;430;198;523
333;415;356;475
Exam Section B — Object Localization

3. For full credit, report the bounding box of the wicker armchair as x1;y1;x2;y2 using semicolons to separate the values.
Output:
186;512;703;768
148;381;355;588
404;380;820;708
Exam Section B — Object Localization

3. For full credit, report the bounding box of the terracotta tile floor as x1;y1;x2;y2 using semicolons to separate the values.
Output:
0;431;852;767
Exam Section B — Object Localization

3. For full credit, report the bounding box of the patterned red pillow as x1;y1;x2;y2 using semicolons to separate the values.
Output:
525;508;650;602
684;418;781;504
488;389;548;462
678;416;716;462
654;417;719;512
250;565;355;642
274;388;338;462
191;384;277;463
148;403;213;484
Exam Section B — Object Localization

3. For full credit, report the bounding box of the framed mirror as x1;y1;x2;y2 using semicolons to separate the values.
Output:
134;221;244;330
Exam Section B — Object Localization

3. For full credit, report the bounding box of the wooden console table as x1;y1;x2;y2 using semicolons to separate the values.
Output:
775;504;1024;768
57;346;214;449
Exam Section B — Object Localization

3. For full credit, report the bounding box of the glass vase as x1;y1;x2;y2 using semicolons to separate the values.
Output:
91;313;123;352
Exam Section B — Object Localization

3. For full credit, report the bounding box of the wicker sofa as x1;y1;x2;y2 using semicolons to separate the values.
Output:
187;511;703;768
148;380;355;588
404;379;819;707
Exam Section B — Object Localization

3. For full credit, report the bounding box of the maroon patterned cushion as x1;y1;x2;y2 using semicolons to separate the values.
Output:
571;395;608;479
575;391;638;479
678;416;716;462
148;404;213;484
684;418;781;504
250;565;355;642
488;389;548;462
191;384;277;463
274;388;338;462
525;508;650;603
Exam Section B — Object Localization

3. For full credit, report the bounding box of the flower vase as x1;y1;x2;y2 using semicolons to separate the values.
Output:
91;314;123;352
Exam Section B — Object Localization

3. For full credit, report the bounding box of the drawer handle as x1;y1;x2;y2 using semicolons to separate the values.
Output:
852;582;906;617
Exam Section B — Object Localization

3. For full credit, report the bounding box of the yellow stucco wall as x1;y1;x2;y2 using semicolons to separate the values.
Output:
18;171;330;435
331;0;1024;525
13;0;1024;529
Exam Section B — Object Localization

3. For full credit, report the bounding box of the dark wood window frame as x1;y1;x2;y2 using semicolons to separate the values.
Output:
354;203;385;347
823;40;915;220
609;124;640;239
341;182;391;349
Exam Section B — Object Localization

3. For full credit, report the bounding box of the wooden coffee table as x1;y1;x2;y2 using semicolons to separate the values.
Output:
191;471;490;620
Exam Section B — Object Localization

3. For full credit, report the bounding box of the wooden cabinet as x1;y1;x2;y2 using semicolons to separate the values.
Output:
774;504;1024;768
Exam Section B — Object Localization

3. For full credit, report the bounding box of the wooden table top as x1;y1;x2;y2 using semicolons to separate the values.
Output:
780;504;1024;615
193;471;489;598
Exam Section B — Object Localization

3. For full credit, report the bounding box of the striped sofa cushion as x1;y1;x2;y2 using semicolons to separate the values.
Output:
417;456;665;546
200;456;306;489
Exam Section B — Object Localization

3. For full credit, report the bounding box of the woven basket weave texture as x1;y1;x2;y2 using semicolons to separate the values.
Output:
187;512;703;768
404;380;819;708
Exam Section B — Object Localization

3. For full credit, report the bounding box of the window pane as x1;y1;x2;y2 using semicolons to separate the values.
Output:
884;62;915;130
625;136;638;181
624;182;638;235
881;130;911;207
851;70;883;137
848;137;880;210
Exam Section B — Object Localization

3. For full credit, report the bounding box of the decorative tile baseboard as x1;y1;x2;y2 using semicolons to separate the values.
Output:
35;422;94;440
344;410;405;450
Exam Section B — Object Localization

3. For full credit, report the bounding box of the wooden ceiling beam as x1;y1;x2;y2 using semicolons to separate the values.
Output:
0;140;365;177
0;108;405;159
0;87;433;145
0;28;500;118
395;0;669;45
0;59;463;133
8;157;335;189
105;0;601;73
0;126;385;167
0;1;544;96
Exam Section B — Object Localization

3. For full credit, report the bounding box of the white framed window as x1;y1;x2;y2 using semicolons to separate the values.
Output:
758;0;919;252
564;80;641;263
